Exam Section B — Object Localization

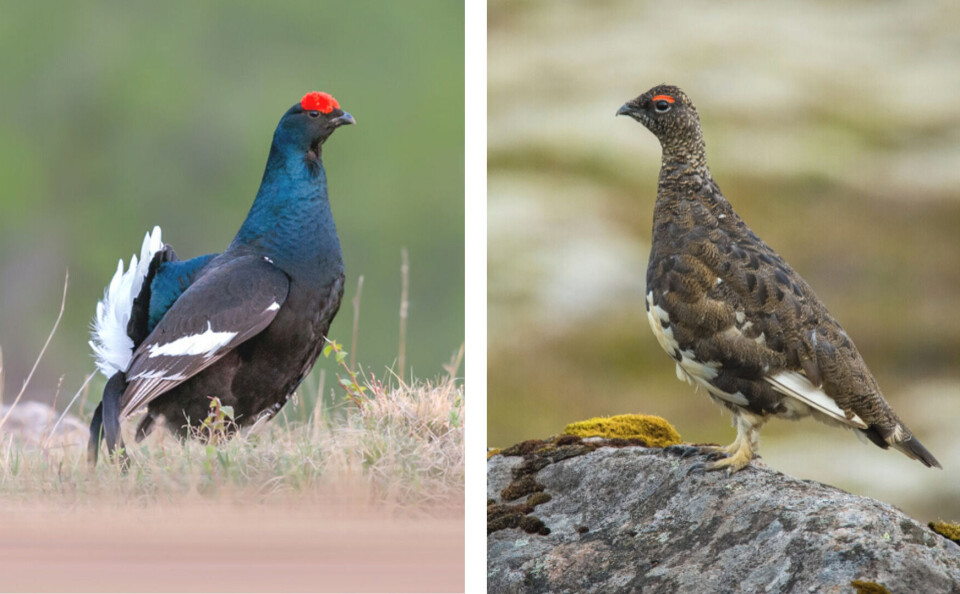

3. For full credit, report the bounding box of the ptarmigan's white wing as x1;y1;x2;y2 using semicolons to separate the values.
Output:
766;371;867;429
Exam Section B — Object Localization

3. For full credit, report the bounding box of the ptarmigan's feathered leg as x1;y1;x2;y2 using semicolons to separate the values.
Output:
704;412;765;473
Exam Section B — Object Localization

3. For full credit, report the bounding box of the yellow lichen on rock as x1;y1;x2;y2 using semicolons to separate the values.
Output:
563;414;681;447
929;520;960;544
850;580;891;594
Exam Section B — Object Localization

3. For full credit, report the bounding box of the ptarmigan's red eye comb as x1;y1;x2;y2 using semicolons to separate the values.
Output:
300;92;340;114
652;95;676;104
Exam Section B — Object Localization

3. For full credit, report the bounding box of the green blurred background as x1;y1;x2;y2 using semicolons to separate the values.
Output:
488;0;960;520
0;2;464;411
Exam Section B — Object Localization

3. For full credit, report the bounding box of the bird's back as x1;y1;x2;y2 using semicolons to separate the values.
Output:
645;156;939;468
647;173;878;418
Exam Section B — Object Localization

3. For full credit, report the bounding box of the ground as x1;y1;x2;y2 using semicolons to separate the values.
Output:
1;501;463;592
0;371;465;593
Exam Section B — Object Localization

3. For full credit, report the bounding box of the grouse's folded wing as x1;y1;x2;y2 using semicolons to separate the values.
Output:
120;255;290;420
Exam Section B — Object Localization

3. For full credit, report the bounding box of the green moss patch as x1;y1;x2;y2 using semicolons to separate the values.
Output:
501;474;545;501
526;492;552;506
488;435;593;536
488;497;551;536
488;427;684;537
850;580;891;594
928;520;960;544
563;414;681;447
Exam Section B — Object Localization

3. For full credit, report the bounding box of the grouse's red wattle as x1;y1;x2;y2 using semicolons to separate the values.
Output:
300;91;339;113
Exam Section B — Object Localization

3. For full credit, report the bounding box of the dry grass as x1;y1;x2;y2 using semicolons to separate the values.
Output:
0;273;67;435
0;371;464;511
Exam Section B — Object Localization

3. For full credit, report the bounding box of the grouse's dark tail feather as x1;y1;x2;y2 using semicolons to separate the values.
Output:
894;435;942;469
87;402;104;465
101;372;126;452
88;371;130;469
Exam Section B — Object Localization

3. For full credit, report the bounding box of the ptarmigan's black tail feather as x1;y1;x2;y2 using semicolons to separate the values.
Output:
894;435;942;469
859;424;941;469
858;425;889;450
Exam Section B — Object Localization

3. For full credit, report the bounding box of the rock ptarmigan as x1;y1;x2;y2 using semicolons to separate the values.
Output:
617;84;940;473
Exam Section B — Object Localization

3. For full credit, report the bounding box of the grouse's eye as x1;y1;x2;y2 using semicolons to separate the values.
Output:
654;100;671;113
308;110;320;118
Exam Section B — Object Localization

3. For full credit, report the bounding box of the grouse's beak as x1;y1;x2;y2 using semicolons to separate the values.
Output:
330;111;356;128
616;103;635;117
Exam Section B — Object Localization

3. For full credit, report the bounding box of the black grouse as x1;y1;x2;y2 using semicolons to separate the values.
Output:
617;84;940;473
88;91;355;463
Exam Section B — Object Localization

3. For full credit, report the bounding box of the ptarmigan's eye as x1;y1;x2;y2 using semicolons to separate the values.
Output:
308;111;320;118
654;100;672;113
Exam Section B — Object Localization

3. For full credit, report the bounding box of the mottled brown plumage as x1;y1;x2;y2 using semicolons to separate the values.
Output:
618;84;940;472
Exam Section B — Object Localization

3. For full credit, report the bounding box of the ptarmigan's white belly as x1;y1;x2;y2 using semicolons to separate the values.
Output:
645;292;748;407
644;292;867;428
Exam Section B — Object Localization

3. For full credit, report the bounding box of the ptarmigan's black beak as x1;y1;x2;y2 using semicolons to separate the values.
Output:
330;111;356;128
616;103;636;117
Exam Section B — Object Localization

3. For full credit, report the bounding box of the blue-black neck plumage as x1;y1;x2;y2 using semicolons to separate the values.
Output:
229;134;343;286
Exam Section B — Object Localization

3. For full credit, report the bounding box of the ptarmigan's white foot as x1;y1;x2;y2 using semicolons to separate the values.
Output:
704;414;762;474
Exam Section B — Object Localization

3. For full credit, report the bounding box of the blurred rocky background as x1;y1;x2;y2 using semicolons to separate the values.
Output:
488;0;960;521
0;2;464;421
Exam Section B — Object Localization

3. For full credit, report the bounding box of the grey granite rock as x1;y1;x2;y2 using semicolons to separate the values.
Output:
488;442;960;593
0;401;88;451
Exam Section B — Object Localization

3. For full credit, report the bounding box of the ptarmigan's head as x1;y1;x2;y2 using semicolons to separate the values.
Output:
617;84;705;162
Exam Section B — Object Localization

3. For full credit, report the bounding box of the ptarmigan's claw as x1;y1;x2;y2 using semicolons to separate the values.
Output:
664;444;702;459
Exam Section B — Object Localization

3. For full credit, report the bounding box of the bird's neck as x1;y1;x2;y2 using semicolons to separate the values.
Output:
230;142;343;278
656;154;712;197
654;146;733;224
659;132;708;175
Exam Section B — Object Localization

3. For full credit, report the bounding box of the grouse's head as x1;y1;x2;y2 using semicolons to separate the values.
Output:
617;85;704;159
275;91;355;159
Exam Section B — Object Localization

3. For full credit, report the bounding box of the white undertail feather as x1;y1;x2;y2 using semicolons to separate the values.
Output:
90;226;164;378
765;370;867;429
